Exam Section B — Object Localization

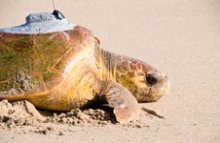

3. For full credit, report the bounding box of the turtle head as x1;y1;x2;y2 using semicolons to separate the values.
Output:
115;58;170;102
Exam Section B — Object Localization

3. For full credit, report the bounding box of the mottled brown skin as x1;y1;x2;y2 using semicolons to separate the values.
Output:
0;26;170;123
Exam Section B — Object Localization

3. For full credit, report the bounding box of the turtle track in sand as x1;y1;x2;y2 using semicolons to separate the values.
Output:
0;100;151;135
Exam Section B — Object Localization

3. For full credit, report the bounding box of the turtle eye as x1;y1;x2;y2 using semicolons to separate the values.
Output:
146;74;157;85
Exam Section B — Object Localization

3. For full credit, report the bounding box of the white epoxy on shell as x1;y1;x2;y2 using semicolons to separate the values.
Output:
0;12;75;34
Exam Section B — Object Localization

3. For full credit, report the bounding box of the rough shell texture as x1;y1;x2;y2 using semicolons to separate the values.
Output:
0;26;100;110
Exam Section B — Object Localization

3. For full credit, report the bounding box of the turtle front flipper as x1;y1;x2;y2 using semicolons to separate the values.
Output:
101;81;140;123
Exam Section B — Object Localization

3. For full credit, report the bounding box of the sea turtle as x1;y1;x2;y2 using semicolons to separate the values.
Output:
0;11;170;123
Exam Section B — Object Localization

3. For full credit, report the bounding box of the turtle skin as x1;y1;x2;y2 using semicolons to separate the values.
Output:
0;26;170;123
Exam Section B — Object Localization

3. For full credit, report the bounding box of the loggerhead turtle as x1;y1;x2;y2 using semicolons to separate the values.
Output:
0;11;170;123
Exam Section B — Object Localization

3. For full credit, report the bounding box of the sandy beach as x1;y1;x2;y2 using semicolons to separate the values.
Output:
0;0;220;143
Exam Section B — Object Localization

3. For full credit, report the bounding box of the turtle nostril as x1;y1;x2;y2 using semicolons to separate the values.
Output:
146;74;158;85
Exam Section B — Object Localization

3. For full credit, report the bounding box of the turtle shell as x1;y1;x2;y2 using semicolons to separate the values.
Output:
0;26;99;102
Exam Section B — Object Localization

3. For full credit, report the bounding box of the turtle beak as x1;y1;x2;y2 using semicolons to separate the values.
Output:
157;72;170;97
146;72;170;101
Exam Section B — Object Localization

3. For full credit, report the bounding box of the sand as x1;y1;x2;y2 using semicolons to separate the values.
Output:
0;0;220;143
